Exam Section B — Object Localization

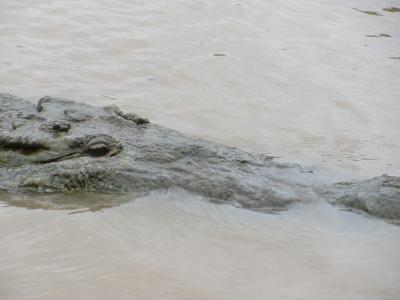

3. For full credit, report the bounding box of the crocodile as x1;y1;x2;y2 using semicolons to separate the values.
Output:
0;93;399;221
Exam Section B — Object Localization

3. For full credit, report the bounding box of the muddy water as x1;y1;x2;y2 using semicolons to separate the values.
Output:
1;0;400;299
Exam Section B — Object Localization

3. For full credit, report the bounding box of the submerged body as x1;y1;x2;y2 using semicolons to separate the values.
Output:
0;93;399;221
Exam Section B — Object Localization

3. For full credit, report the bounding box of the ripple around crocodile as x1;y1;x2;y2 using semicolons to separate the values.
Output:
0;93;399;222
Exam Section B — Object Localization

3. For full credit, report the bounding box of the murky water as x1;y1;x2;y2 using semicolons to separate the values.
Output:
1;0;400;299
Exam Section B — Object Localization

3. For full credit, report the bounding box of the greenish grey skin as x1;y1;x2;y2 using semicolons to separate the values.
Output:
0;93;399;221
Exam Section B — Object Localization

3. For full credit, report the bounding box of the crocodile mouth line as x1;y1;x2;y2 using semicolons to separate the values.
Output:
34;151;81;164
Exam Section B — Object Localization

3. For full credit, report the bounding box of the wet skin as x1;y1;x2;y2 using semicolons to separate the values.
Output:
0;93;399;221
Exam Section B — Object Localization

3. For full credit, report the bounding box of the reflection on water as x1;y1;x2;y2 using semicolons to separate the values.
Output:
1;0;400;299
1;191;400;300
0;191;133;212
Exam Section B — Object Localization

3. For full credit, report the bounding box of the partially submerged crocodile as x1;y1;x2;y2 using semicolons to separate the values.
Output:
0;93;399;221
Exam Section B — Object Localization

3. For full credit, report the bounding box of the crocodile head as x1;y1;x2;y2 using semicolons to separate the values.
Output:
0;93;167;194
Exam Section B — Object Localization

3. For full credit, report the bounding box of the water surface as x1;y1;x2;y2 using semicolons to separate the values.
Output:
1;0;400;299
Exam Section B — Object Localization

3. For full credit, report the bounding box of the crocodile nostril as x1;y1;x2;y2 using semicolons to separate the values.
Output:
52;121;70;132
40;121;71;133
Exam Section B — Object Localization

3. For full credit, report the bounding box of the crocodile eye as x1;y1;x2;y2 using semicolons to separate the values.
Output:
83;135;122;157
86;142;110;156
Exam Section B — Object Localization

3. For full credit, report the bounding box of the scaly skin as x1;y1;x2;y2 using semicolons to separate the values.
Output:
0;93;399;221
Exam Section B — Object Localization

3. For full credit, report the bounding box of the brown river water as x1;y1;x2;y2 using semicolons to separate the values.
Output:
1;0;400;299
